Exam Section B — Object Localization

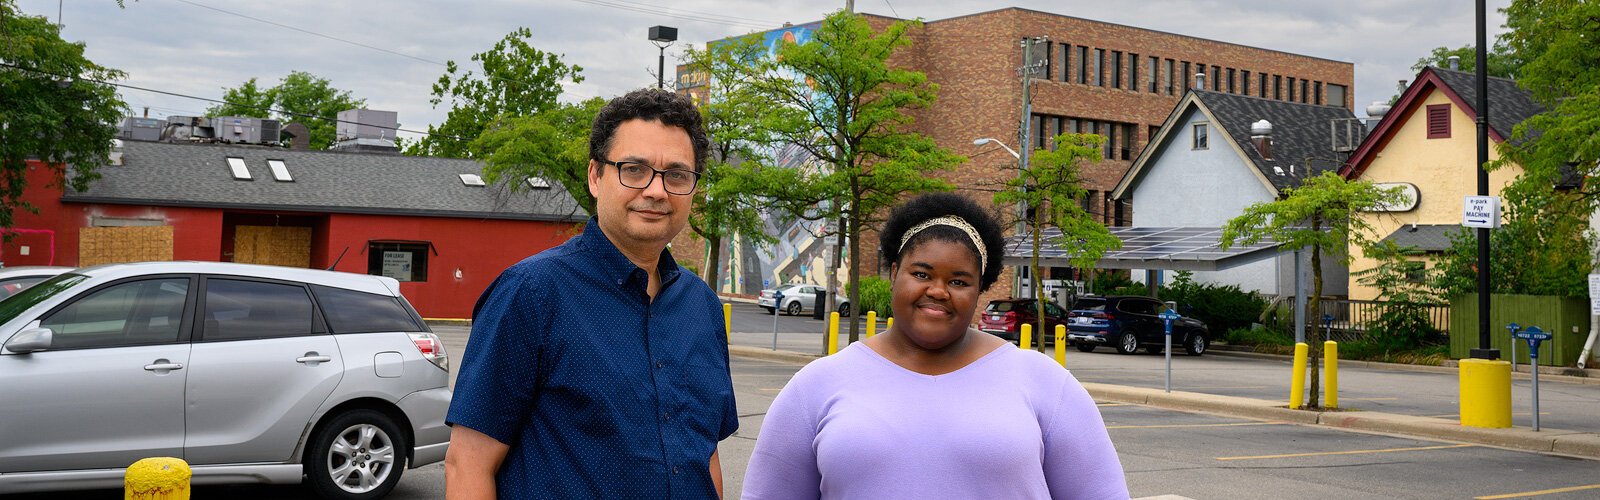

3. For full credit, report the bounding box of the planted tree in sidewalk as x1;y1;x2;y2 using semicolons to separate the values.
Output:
1220;171;1404;409
733;10;964;341
994;133;1122;349
0;0;127;230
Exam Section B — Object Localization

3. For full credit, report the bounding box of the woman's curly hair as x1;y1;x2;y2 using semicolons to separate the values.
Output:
878;192;1006;292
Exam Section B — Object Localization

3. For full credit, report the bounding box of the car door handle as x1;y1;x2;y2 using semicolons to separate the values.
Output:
297;354;332;365
144;362;184;371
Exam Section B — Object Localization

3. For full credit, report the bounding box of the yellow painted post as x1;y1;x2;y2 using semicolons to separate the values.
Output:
1020;323;1032;350
886;317;894;333
1324;340;1339;410
1459;358;1512;428
125;457;190;500
723;303;733;345
827;311;840;355
865;311;877;339
1054;325;1067;367
1289;343;1309;409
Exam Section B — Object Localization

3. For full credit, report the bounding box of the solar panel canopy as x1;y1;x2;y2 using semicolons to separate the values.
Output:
1001;227;1282;271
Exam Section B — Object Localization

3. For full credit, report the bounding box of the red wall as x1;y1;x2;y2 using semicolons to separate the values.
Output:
13;160;581;319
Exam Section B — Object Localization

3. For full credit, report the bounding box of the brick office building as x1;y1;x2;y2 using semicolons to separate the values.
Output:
677;7;1354;299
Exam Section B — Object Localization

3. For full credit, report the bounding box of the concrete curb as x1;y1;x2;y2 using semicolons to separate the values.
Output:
1083;382;1600;460
729;345;819;365
1208;346;1600;386
424;318;472;327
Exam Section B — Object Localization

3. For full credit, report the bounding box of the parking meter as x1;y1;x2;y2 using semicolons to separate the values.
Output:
1158;310;1181;393
1512;326;1551;431
770;290;783;350
1506;323;1521;372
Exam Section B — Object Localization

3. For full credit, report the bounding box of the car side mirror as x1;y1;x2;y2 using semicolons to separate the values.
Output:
4;327;53;354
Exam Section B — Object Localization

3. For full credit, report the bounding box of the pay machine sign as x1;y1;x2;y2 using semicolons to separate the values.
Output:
1463;196;1502;229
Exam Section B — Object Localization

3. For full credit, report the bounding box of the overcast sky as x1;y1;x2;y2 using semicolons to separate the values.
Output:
19;0;1511;143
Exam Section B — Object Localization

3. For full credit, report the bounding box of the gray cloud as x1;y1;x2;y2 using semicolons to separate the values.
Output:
19;0;1513;142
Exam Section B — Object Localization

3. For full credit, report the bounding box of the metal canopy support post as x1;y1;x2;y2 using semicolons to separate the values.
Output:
1294;249;1307;344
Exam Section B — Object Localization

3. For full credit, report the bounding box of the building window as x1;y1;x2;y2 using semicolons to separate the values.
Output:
1180;61;1191;90
1129;53;1139;91
1112;51;1123;89
1043;42;1054;81
1314;81;1323;105
1427;104;1451;138
1212;65;1222;90
1301;79;1309;103
1260;73;1269;98
1327;83;1348;108
1274;75;1282;100
368;241;431;282
1165;59;1176;94
1121;123;1136;160
1093;49;1105;86
1114;199;1127;227
1404;262;1427;284
1149;56;1160;93
1287;77;1296;101
1193;123;1209;150
1149;125;1161;144
1242;70;1251;95
1060;43;1072;81
1083;190;1097;212
1227;68;1236;93
1077;46;1089;84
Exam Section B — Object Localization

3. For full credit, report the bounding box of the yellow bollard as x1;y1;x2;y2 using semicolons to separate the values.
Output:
1459;358;1512;428
886;317;893;333
827;311;840;355
125;457;190;500
1324;340;1339;409
1289;342;1309;409
1054;325;1067;367
866;311;877;339
723;303;733;345
1020;323;1032;350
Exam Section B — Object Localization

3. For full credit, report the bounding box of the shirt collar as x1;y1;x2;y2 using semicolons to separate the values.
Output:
578;217;683;290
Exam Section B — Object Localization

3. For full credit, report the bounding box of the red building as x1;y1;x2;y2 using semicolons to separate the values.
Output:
11;139;584;318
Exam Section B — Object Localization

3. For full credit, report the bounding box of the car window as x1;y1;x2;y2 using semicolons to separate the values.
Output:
1118;300;1156;315
1073;298;1107;311
313;285;420;334
42;278;189;349
0;273;88;324
0;276;50;300
1045;302;1064;316
203;279;315;341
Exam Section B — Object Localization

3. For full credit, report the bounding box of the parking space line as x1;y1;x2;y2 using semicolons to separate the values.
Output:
1108;422;1288;430
1346;397;1399;401
1215;443;1475;461
1475;483;1600;499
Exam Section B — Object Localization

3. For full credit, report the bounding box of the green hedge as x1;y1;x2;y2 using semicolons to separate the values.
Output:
857;276;893;318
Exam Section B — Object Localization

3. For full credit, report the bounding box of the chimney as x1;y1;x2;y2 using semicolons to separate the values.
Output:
1250;119;1273;160
282;122;311;150
1364;101;1392;132
1448;55;1461;70
1194;73;1206;90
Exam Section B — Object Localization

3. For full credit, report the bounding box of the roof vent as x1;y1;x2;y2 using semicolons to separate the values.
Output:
227;157;252;180
526;177;551;190
1250;120;1273;136
1365;101;1392;120
1447;56;1460;70
459;173;486;187
1194;73;1206;90
1250;120;1273;160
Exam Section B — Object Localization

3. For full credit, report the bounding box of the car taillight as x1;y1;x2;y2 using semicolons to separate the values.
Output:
1004;311;1017;322
1095;312;1115;320
409;333;449;371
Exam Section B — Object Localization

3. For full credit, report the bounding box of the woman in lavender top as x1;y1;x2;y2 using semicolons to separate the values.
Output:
743;193;1129;500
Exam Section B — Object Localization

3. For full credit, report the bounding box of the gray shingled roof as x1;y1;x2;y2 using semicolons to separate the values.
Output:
1429;68;1545;142
1379;224;1462;252
64;140;585;221
1193;90;1360;192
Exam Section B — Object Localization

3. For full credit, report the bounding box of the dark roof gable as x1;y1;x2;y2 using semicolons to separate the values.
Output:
64;141;585;222
1342;67;1545;180
1194;90;1361;192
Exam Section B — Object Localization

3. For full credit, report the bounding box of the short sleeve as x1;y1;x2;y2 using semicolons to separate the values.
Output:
741;372;822;500
1042;371;1130;499
445;267;545;445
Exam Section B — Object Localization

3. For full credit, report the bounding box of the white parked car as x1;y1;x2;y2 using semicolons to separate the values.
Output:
0;262;450;498
757;284;851;317
0;266;73;300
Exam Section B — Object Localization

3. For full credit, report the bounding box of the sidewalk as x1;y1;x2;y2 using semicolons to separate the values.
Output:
727;343;1600;461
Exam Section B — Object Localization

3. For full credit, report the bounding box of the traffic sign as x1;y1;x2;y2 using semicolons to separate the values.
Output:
1463;196;1501;228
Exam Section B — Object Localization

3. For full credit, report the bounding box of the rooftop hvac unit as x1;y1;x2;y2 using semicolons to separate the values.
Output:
212;116;282;145
120;117;163;142
336;109;398;141
1330;118;1365;153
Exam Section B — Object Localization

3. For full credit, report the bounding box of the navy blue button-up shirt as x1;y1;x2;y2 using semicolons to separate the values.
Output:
447;219;738;499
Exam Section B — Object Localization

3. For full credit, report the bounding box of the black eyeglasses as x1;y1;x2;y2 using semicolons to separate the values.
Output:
597;159;701;195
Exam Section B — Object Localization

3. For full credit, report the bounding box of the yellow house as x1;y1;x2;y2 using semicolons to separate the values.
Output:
1341;67;1545;300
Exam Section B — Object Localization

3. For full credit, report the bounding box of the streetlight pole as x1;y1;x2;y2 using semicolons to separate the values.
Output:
648;26;678;90
1471;0;1497;360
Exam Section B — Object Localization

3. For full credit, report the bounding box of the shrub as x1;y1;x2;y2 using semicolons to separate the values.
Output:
1224;327;1292;347
1158;272;1268;335
857;276;893;318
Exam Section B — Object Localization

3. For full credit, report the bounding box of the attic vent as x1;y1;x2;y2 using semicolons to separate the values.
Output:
268;159;292;182
459;173;486;187
1426;104;1451;139
526;177;551;190
227;157;251;180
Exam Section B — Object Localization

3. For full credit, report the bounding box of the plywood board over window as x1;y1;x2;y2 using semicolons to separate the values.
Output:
234;226;312;268
79;226;174;267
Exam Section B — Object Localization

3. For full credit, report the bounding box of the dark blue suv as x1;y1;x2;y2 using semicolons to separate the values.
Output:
1065;296;1209;355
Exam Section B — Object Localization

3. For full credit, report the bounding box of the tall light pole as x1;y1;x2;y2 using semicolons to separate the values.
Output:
977;137;1028;297
1471;0;1497;360
648;26;678;90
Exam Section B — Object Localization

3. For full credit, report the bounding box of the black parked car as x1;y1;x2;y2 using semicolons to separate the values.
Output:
1065;295;1209;355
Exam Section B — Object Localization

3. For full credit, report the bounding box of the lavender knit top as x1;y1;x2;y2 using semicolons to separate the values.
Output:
743;342;1129;499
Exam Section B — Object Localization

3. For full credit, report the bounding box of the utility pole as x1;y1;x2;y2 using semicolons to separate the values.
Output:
1471;0;1498;360
1013;36;1046;298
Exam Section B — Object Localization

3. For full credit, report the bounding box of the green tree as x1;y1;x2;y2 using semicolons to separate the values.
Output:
737;11;964;341
1430;182;1592;299
1220;172;1404;409
682;34;786;290
1354;242;1444;352
1410;44;1523;78
0;0;127;229
469;98;604;218
994;133;1122;347
408;27;582;158
208;71;366;149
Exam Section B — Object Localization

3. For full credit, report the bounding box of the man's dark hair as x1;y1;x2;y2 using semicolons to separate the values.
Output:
589;88;710;172
879;192;1006;292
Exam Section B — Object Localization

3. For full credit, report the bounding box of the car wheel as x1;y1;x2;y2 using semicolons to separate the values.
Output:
838;303;851;317
305;409;407;500
1076;343;1096;353
785;301;802;316
1115;333;1139;355
1186;333;1209;356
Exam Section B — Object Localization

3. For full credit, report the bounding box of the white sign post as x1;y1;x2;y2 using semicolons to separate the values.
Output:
1589;274;1600;316
1463;196;1501;229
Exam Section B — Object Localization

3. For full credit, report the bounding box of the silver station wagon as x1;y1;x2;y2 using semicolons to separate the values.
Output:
0;262;451;499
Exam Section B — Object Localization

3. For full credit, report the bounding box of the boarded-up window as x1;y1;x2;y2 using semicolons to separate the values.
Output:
233;226;312;268
1427;104;1451;138
79;226;174;267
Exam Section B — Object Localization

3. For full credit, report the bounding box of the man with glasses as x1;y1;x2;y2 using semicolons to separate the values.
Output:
445;89;737;499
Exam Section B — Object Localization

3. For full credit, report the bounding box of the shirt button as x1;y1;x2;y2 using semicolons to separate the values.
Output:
662;412;670;421
656;360;664;369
